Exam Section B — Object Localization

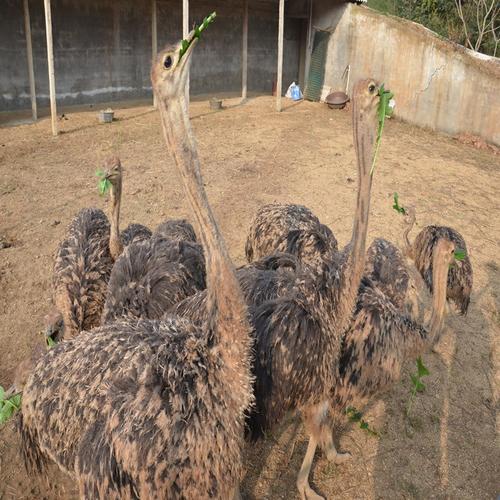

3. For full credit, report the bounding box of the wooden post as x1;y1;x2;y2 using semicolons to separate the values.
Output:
276;0;285;112
241;0;248;101
43;0;57;136
183;0;189;101
152;0;157;107
23;0;37;121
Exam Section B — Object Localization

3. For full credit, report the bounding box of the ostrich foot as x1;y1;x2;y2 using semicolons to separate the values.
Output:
325;446;352;464
321;427;352;464
297;481;325;500
296;436;325;500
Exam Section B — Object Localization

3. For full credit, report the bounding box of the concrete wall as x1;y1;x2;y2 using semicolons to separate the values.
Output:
0;0;301;111
314;3;500;146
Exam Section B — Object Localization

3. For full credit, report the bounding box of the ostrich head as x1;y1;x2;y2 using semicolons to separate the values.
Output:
151;31;197;101
44;308;64;343
352;79;381;144
103;156;122;186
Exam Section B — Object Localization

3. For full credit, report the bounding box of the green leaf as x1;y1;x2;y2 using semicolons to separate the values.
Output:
95;168;105;178
0;386;4;401
410;374;419;388
416;380;425;392
416;357;430;377
179;12;217;60
46;336;57;348
10;394;21;408
454;248;466;261
360;421;368;430
98;178;111;196
371;84;395;175
392;192;406;215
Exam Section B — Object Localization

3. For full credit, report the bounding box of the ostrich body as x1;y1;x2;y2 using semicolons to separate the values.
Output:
51;207;114;340
297;238;456;498
170;252;298;325
245;203;337;271
101;235;206;324
155;218;198;242
19;32;253;498
403;207;473;315
49;158;150;341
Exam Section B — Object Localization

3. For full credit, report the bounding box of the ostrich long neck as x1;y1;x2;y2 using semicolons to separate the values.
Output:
109;178;123;260
403;210;416;258
157;94;249;364
334;101;375;335
425;247;449;343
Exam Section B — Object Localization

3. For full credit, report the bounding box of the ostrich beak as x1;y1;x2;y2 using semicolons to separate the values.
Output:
4;384;18;398
177;30;199;71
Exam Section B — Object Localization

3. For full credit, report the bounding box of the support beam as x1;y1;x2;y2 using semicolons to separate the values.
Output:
23;0;37;121
241;0;248;101
43;0;57;136
276;0;285;112
183;0;189;101
152;0;157;107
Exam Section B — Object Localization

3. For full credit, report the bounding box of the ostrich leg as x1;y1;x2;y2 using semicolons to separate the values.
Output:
297;403;351;499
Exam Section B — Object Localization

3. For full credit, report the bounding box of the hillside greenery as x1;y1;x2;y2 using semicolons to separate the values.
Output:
367;0;499;57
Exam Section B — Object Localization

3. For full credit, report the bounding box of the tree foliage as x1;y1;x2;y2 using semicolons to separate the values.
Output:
367;0;499;56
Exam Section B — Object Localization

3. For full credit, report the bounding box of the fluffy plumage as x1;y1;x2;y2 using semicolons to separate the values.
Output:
155;219;197;242
19;319;247;498
102;236;206;324
245;203;337;271
52;207;114;340
20;34;253;498
170;252;298;325
411;225;473;315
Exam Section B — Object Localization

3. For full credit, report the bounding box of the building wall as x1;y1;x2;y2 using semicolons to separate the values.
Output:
314;3;500;146
0;0;301;110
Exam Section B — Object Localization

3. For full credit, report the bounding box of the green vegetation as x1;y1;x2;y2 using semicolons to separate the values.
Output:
371;84;394;175
367;0;498;56
0;386;21;425
180;12;217;60
346;406;379;437
96;169;112;195
406;356;430;418
392;192;406;215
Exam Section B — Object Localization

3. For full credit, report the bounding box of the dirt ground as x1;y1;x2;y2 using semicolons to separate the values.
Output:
0;96;499;499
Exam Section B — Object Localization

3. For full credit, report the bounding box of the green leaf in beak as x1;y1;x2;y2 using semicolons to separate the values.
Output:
46;336;57;348
179;12;217;60
371;84;394;175
454;248;466;261
98;178;112;196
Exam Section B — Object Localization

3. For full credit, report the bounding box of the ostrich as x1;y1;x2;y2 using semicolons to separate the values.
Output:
19;30;253;498
245;203;338;272
101;234;206;324
154;218;198;242
102;156;152;257
403;206;473;315
171;251;299;325
47;157;151;341
296;238;456;499
169;79;383;498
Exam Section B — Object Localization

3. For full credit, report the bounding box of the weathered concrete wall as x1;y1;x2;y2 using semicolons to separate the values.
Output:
315;3;500;146
0;0;301;111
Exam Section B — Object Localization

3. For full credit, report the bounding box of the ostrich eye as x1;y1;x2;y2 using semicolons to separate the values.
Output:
368;84;376;93
164;56;173;69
